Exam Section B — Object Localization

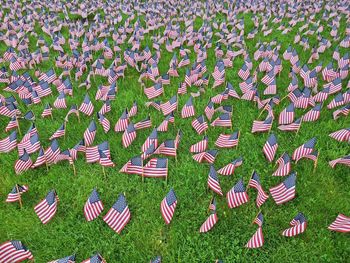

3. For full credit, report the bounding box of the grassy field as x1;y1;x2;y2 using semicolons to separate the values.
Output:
0;7;350;263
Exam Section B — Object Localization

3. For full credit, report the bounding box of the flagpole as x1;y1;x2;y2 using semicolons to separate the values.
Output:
15;184;23;209
246;170;255;191
72;162;77;176
314;149;320;173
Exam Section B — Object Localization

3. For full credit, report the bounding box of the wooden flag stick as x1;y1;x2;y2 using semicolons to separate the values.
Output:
246;170;255;191
102;166;106;178
207;195;214;213
15;184;23;209
314;149;320;173
72;162;77;176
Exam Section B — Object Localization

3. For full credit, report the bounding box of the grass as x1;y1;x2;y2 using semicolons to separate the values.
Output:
0;6;350;263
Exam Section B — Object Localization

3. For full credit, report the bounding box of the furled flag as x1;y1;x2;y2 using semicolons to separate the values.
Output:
227;179;249;208
328;214;350;233
34;190;59;224
278;103;295;125
192;115;208;135
142;129;158;152
207;165;223;196
114;108;129;132
217;157;243;176
103;194;131;234
270;172;296;205
81;253;106;263
192;149;218;164
122;123;137;148
190;135;208;153
181;96;195;118
161;95;177;116
45;139;60;165
120;155;143;175
0;240;34;263
161;188;177;224
199;197;218;233
248;171;269;207
49;123;65;140
6;185;28;203
273;152;291;176
32;147;46;168
14;150;33;174
329;127;350;142
292;137;316;162
211;113;232;127
79;94;94;116
84;188;104;221
282;212;307;237
263;133;278;162
143;158;168;178
329;155;350;168
48;254;76;263
251;116;273;133
0;130;17;153
84;120;97;146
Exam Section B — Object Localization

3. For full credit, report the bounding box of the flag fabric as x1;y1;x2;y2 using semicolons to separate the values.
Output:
134;115;152;130
79;94;94;116
44;140;60;165
14;150;33;174
81;253;106;263
329;155;350;168
181;96;195;118
302;103;322;122
34;190;59;224
103;194;131;234
142;129;158;152
215;132;239;148
248;171;269;207
150;256;162;263
161;95;177;116
328;214;350;233
84;189;104;221
48;254;76;263
114;109;129;132
292;137;316;162
329;127;350;142
263;133;278;162
84;120;97;146
282;212;307;237
120;155;143;175
199;198;218;233
251;116;273;133
161;188;177;225
143;158;168;178
0;130;17;153
254;212;264;227
122;123;137;148
154;140;177;157
97;112;110;133
6;185;28;203
49;123;65;140
0;240;34;263
192;115;208;135
217;157;243;175
207;165;223;196
192;149;218;164
190;136;208;153
226;179;249;208
278;103;295;125
246;227;264;249
211;113;232;127
270;172;296;205
273;152;291;176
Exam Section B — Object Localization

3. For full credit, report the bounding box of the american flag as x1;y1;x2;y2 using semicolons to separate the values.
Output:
5;116;18;132
181;96;195;118
103;194;131;234
190;135;208;153
329;155;350;168
122;123;137;148
246;227;264;249
329;127;350;142
211;113;232;127
238;63;250;80
144;83;163;99
161;188;177;225
254;212;264;227
263;133;278;162
248;171;269;207
14;150;33;174
204;100;215;120
282;212;307;237
49;123;65;140
215;131;239;148
32;147;46;168
154;140;177;157
99;150;115;167
114;109;129;132
41;103;53;118
161;95;177;116
45;139;60;165
207;165;223;196
120;155;143;175
199;197;218;233
48;254;76;263
273;152;291;176
270;172;296;205
86;141;110;164
97;112;110;133
128;101;138;117
18;133;41;155
292;137;316;162
79;94;94;116
134;115;152;130
227;179;249;208
141;129;158;152
328;214;350;233
84;120;97;146
142;143;156;160
34;190;59;224
143;158;168;178
192;115;208;135
0;130;17;153
84;188;104;221
251;116;273;133
81;253;106;263
53;92;67;109
0;240;34;263
6;185;28;203
278;118;302;132
217;157;243;175
192;149;218;164
38;68;56;83
278;103;295;125
302;103;322;122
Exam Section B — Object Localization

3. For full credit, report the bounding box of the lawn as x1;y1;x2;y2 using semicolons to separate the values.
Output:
0;1;350;262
